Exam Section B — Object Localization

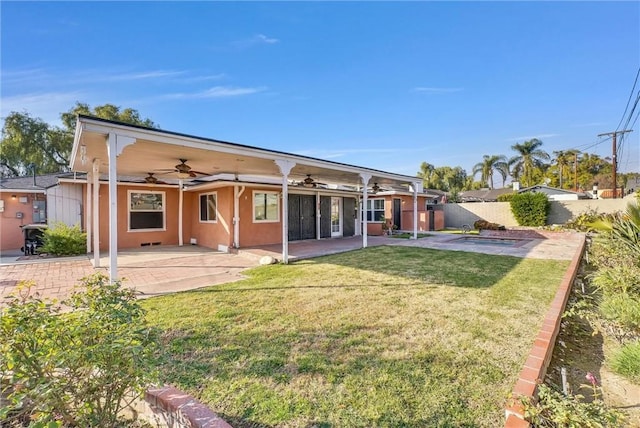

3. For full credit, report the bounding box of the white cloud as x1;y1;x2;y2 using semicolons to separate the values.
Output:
413;87;464;93
0;91;85;125
506;133;560;142
163;86;267;99
231;34;280;49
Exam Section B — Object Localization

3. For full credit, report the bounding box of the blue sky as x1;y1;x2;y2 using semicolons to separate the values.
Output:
2;1;639;177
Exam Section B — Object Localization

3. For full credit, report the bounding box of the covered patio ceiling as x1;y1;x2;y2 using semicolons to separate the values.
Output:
71;115;421;190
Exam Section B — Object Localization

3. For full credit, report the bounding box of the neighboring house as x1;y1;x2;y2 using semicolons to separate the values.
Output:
0;173;85;252
69;115;429;275
518;185;590;201
459;188;513;202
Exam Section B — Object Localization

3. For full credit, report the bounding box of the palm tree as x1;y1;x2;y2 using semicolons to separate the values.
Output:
472;155;508;189
553;149;579;189
508;139;550;187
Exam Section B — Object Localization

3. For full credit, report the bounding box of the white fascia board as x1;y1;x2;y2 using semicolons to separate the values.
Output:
76;117;420;184
0;189;46;194
69;121;84;171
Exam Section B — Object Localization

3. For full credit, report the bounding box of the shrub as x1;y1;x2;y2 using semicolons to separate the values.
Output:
589;203;640;257
510;192;550;226
591;264;640;296
599;295;640;332
473;219;505;230
564;209;603;232
0;274;159;427
496;192;515;202
521;383;624;427
611;340;640;383
41;222;86;256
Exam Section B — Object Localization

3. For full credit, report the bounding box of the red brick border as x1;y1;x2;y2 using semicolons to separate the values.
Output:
145;386;233;428
504;233;586;427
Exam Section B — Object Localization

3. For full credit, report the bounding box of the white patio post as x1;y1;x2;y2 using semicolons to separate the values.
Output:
233;184;239;247
92;159;100;267
316;190;321;240
360;173;372;248
412;181;421;240
274;159;295;263
86;170;92;254
178;179;184;246
106;133;136;283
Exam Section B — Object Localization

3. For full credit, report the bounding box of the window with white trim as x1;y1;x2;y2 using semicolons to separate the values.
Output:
253;191;279;222
129;191;165;231
366;198;385;222
199;192;217;222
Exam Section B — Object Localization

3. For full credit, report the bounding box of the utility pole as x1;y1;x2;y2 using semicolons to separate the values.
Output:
597;130;632;198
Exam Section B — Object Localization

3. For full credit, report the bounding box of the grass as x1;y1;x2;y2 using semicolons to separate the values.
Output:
142;246;569;427
440;228;480;235
611;340;640;383
389;232;432;239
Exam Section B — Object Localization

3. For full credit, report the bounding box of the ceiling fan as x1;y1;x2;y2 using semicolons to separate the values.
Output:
370;183;381;193
297;174;325;188
139;172;166;185
156;159;210;179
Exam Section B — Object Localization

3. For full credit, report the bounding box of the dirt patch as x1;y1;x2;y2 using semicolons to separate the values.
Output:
545;270;640;426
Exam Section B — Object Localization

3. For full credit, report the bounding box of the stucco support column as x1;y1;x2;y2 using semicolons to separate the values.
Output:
106;133;136;283
412;182;421;240
233;185;239;247
178;179;184;246
92;159;100;267
360;173;372;248
274;159;295;263
86;170;92;254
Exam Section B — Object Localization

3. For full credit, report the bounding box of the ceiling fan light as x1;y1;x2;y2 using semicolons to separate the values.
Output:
177;172;190;179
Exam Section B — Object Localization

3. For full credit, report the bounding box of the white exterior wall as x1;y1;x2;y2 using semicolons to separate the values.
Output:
47;183;83;227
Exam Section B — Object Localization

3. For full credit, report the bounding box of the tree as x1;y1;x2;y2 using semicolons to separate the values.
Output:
1;103;157;177
508;139;550;187
417;163;467;192
472;155;508;189
552;149;579;189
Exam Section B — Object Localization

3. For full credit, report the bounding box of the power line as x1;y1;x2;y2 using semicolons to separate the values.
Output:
615;67;640;132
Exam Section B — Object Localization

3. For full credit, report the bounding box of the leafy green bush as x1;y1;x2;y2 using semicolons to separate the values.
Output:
521;383;624;427
611;341;640;383
564;209;603;232
588;236;638;271
591;264;640;296
0;274;159;427
599;295;640;332
589;203;640;257
41;222;86;256
496;192;515;202
510;192;550;226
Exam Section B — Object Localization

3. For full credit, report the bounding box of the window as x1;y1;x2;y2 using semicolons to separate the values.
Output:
366;198;385;222
253;191;279;222
199;192;217;222
129;191;165;231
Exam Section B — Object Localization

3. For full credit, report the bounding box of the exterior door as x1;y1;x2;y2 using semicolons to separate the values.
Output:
330;197;342;237
288;194;316;241
320;196;331;238
393;198;401;230
342;197;355;237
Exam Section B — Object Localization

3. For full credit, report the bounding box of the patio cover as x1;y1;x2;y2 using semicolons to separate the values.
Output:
70;115;422;282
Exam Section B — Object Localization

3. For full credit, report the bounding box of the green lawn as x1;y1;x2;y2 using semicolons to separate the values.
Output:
143;246;569;427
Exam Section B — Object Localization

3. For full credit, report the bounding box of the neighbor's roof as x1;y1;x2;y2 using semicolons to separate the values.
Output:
0;173;77;192
459;188;512;202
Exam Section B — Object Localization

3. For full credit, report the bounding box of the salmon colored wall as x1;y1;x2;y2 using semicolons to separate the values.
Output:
239;186;282;247
188;187;234;250
96;184;181;250
0;192;46;251
365;195;431;235
401;210;445;231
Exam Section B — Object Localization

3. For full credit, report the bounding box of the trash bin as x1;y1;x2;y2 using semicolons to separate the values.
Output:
21;224;47;255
